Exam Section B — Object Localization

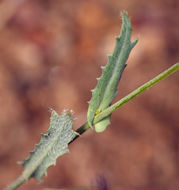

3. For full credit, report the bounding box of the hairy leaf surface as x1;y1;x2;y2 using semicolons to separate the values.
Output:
87;12;138;132
19;110;77;181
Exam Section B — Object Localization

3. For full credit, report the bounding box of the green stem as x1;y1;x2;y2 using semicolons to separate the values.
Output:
6;63;179;190
74;62;179;139
94;62;179;123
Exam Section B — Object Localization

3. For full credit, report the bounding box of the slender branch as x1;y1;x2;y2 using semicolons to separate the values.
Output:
5;63;179;190
94;62;179;123
70;122;90;143
72;62;179;141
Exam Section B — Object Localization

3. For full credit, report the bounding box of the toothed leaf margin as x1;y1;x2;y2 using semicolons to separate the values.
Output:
87;12;138;132
19;109;78;181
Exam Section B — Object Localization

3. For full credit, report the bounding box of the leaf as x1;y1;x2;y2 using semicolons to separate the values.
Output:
87;12;138;132
19;109;78;182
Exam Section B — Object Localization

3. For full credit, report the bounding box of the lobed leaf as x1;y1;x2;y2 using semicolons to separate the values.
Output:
87;12;138;132
19;109;77;181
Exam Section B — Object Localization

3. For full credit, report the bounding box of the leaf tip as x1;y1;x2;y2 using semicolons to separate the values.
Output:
121;11;128;18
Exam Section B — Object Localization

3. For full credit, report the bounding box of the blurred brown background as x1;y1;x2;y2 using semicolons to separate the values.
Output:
0;0;178;190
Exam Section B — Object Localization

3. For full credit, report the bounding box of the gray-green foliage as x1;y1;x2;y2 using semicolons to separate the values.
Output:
87;12;138;132
19;109;77;181
6;11;178;190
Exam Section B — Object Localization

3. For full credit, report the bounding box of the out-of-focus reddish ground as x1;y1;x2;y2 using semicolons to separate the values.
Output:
0;0;178;190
